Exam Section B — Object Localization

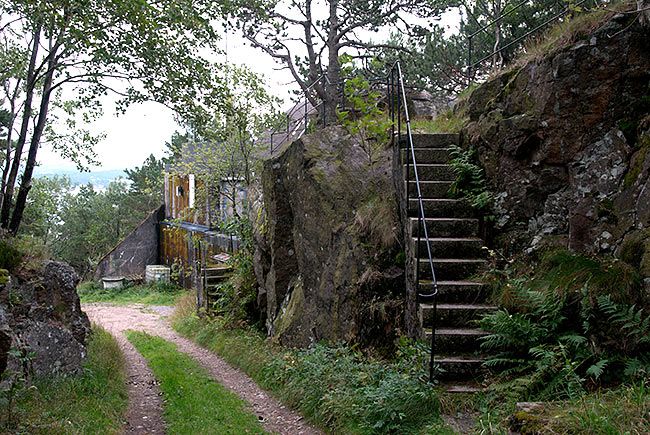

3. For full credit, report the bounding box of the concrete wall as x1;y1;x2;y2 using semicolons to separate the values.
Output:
94;205;165;279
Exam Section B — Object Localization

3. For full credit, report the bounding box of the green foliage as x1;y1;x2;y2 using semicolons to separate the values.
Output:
212;216;260;326
480;250;650;400
408;109;467;134
448;145;493;211
78;281;184;306
0;239;23;272
173;310;446;434
126;331;267;434
1;324;128;433
338;69;392;167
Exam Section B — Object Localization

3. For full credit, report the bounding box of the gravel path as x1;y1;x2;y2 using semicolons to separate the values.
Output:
83;303;321;435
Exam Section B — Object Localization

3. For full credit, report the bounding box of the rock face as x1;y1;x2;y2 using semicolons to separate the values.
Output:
249;127;404;347
0;261;90;379
463;14;650;267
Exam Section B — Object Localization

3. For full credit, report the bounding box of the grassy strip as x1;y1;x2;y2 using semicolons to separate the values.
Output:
125;330;268;435
78;281;185;306
1;324;128;434
171;294;446;434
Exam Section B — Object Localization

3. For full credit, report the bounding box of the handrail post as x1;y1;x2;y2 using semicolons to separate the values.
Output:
468;36;473;87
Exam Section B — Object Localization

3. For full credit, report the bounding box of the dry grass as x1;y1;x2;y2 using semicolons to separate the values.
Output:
507;0;637;71
353;197;400;250
169;290;197;324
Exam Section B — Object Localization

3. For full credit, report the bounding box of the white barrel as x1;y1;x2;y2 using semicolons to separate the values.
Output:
145;265;171;283
102;276;124;289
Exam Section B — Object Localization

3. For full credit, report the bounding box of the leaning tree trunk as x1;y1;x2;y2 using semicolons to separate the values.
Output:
1;25;41;228
9;41;58;235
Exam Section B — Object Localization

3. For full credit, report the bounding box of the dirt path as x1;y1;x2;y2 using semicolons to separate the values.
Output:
83;303;321;435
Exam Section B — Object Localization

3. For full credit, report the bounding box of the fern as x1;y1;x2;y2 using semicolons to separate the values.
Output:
624;355;650;378
598;295;650;344
585;359;609;379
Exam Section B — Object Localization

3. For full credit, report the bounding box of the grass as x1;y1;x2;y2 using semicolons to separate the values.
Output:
78;280;186;305
1;324;128;434
406;109;467;134
125;330;268;435
470;381;650;434
508;1;635;71
171;293;445;434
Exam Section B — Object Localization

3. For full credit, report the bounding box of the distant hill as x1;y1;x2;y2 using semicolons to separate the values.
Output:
34;168;128;190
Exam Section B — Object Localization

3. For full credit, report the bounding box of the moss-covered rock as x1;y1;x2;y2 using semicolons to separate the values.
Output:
249;126;404;347
462;14;650;266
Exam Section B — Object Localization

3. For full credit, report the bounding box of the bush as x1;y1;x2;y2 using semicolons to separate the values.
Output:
0;240;23;273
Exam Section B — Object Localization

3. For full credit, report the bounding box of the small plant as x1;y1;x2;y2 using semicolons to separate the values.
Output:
0;240;23;273
0;348;35;429
448;145;493;211
337;67;392;167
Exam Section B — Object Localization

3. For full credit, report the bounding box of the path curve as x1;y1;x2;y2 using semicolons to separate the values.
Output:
83;303;321;435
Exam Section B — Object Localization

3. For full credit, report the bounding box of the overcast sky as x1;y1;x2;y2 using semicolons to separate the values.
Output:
35;7;460;174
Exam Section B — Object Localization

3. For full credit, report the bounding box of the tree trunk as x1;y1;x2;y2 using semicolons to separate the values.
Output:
1;25;41;228
324;0;342;124
9;41;58;235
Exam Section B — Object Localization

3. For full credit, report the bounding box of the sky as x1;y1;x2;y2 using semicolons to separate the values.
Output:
35;6;461;175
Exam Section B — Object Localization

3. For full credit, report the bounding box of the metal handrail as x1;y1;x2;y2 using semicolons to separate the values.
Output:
389;60;439;383
467;0;596;84
269;73;331;154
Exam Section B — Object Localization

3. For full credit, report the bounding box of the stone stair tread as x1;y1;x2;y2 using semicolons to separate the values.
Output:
423;303;498;310
429;328;488;336
419;279;483;286
421;258;487;263
412;237;482;242
436;355;486;363
443;383;482;393
413;217;478;222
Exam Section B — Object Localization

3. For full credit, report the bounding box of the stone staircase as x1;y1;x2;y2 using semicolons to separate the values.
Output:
204;264;233;311
400;133;496;390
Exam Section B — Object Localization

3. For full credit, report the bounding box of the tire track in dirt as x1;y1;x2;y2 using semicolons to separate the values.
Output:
83;303;321;435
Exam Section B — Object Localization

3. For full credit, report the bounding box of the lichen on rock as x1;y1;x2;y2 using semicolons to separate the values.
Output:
249;126;404;348
462;14;650;267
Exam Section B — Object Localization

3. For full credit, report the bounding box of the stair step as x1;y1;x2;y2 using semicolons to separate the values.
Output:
412;237;484;258
417;258;487;280
399;133;459;148
405;164;455;181
421;303;498;327
408;199;474;218
427;328;488;353
418;280;490;304
436;355;486;381
443;383;483;393
406;180;453;198
401;148;453;164
409;218;479;238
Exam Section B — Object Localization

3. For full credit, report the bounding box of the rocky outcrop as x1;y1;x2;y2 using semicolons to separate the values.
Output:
249;127;404;347
463;13;650;269
0;261;90;379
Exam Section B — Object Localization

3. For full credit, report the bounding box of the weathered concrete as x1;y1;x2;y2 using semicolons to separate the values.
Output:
94;205;164;279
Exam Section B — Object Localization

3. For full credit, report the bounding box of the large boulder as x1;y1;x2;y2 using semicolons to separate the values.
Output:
0;261;90;379
249;126;404;347
463;13;650;267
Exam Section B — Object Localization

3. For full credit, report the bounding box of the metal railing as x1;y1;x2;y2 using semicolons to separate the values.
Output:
388;61;439;383
269;73;331;154
467;0;597;84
